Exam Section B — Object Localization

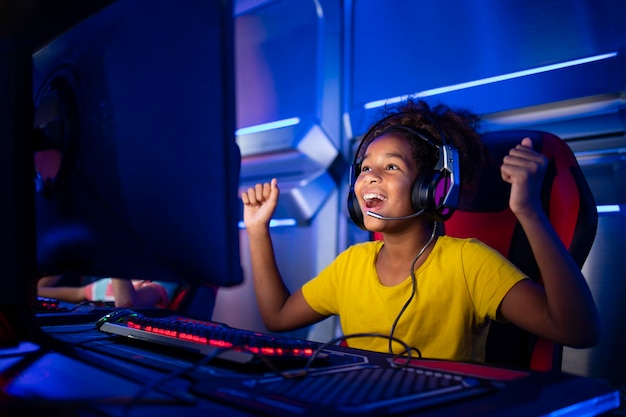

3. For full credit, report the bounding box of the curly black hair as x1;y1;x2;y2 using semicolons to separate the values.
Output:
357;98;487;197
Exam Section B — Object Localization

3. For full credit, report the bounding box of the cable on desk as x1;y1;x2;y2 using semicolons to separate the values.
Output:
268;332;421;380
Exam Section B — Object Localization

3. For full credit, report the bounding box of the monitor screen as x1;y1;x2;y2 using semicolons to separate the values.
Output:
31;1;243;294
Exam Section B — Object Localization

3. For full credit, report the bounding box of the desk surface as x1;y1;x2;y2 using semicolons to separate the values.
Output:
0;319;621;417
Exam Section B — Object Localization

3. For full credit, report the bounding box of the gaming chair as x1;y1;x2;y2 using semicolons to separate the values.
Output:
444;129;598;371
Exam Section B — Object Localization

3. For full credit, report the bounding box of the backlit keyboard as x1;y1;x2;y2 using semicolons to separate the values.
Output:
97;311;326;365
32;296;68;313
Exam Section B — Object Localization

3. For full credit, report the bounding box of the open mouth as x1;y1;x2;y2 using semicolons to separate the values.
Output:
363;193;387;209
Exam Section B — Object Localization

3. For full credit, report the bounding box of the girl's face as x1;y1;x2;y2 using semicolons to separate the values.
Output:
354;133;419;229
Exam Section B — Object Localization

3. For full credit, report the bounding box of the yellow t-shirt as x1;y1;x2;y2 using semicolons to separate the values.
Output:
301;236;527;362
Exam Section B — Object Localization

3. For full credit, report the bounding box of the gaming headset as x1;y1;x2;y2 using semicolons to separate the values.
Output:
347;113;461;229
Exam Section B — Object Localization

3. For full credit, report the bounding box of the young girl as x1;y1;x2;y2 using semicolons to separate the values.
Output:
241;99;600;362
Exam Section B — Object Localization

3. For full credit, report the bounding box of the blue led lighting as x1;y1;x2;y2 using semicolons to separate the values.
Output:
542;391;621;417
239;218;298;229
364;52;618;110
597;205;621;213
235;117;300;136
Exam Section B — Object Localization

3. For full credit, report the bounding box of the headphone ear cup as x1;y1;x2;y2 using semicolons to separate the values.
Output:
412;170;446;221
347;189;366;230
412;171;434;217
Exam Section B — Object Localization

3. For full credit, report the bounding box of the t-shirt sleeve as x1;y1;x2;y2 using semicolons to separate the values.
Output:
302;244;364;316
461;239;529;322
302;257;341;316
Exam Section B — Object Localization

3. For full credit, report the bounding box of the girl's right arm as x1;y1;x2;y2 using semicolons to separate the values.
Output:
241;178;327;332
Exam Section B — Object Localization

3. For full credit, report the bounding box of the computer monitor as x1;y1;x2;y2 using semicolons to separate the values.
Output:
28;1;243;312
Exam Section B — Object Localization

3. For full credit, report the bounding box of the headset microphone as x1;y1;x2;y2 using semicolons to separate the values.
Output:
366;209;425;221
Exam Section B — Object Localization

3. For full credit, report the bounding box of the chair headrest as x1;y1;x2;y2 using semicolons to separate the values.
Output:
460;130;545;212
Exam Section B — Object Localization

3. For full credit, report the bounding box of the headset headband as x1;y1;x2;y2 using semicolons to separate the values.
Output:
348;110;460;223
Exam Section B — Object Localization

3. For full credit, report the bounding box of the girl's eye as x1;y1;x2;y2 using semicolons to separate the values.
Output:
360;166;371;173
386;164;399;170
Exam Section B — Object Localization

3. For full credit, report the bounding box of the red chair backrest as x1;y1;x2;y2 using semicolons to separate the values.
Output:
445;129;598;371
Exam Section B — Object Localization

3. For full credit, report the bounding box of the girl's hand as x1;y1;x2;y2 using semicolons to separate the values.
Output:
500;137;548;218
241;178;280;229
